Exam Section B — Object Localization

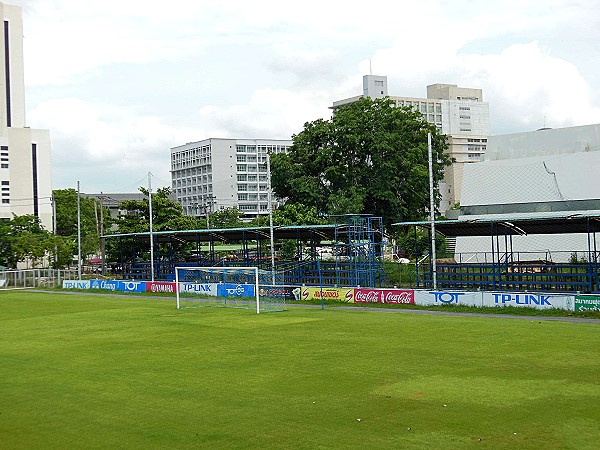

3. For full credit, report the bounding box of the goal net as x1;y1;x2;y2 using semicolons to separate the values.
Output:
174;266;286;313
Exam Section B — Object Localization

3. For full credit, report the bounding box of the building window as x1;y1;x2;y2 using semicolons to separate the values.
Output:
375;80;383;86
2;199;8;204
0;164;7;168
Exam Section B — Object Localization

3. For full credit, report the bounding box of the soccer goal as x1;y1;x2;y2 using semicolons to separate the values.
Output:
174;266;286;313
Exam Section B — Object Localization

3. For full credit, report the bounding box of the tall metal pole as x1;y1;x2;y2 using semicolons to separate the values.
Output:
77;181;82;280
266;153;276;285
98;195;106;276
206;202;210;230
148;172;155;282
428;133;437;290
51;194;57;267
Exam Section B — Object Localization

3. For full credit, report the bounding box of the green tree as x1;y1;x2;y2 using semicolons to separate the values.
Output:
108;187;203;263
270;97;450;230
208;207;244;229
116;187;201;234
53;189;111;264
0;215;54;268
272;203;329;226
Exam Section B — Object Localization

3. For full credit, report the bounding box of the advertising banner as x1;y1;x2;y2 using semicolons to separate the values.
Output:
300;287;354;302
574;295;600;312
354;288;414;304
62;280;91;289
179;283;216;296
119;280;146;293
90;279;120;291
217;283;255;297
146;282;177;294
414;290;482;307
482;292;574;310
259;285;297;301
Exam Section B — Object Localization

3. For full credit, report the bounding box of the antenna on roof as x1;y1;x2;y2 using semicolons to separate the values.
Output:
369;59;372;75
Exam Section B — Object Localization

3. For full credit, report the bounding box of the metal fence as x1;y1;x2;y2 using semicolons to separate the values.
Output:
0;269;79;289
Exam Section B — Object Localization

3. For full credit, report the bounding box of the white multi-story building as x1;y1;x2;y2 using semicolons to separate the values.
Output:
171;138;292;220
332;75;490;213
0;3;52;230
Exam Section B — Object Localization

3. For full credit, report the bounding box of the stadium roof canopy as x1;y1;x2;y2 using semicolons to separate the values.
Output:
392;211;600;237
102;224;342;243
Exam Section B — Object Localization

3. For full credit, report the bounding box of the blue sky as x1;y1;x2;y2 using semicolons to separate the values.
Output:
11;0;600;192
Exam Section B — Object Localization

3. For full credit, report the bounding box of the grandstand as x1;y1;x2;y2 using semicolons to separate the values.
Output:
394;211;600;293
102;215;385;288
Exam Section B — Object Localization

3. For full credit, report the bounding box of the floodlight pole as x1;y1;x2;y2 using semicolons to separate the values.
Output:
266;153;276;286
428;132;437;290
51;194;57;267
148;172;155;282
77;181;82;280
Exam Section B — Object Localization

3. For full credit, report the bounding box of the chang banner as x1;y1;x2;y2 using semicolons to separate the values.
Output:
90;279;120;291
482;292;574;310
300;287;354;302
354;288;414;304
575;295;600;312
414;290;482;307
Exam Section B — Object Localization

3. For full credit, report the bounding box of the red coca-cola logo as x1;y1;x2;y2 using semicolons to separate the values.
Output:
354;289;382;303
384;290;414;304
354;289;414;304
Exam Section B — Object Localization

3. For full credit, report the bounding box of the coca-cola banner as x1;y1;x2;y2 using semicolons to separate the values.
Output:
354;288;414;304
301;287;354;302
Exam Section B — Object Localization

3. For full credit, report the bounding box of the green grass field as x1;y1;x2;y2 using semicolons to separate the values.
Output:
1;291;599;449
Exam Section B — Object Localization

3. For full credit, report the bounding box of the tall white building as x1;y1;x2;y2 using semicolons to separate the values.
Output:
171;138;292;220
0;3;52;230
332;75;490;213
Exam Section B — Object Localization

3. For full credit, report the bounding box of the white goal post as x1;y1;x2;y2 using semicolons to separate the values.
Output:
175;266;287;314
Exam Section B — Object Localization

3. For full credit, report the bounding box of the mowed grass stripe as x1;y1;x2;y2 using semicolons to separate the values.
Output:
0;291;598;449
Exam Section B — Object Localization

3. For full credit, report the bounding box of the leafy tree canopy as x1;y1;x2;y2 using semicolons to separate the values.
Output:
115;187;202;234
53;188;112;263
209;207;244;229
270;97;450;230
0;215;55;268
272;203;329;227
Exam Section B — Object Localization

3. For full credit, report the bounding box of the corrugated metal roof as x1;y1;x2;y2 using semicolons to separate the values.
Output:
102;224;342;243
393;211;600;237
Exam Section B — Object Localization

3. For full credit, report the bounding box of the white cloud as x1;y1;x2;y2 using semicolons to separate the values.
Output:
461;42;600;132
6;0;599;190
